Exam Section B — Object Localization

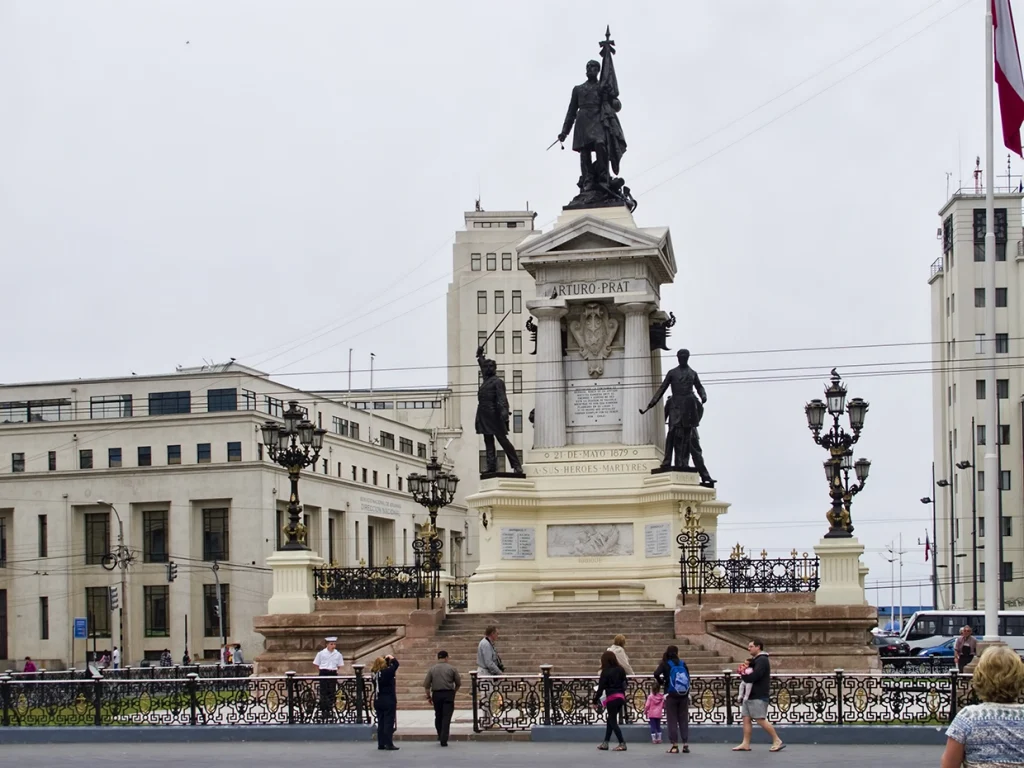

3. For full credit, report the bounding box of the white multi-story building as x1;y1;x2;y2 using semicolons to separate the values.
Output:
0;363;468;668
929;188;1024;610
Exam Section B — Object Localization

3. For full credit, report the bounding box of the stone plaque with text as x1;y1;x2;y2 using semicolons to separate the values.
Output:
568;379;622;426
644;522;671;558
500;527;536;560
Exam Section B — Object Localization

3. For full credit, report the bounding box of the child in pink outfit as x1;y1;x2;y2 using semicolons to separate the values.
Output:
644;684;666;744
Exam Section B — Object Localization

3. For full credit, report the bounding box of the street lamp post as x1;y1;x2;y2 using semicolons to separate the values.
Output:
804;370;871;538
407;453;459;605
260;401;327;550
936;476;955;606
921;459;939;609
955;458;978;609
97;500;129;666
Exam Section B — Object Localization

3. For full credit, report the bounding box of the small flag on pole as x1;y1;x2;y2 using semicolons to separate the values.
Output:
994;0;1024;156
924;531;930;562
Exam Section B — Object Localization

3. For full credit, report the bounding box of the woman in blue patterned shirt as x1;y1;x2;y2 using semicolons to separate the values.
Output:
942;646;1024;768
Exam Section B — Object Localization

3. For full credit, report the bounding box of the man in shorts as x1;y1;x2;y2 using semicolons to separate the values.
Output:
732;638;784;752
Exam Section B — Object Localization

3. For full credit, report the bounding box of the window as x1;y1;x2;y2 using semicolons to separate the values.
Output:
39;596;49;640
144;510;168;563
79;449;93;469
265;397;283;417
398;476;403;491
85;512;109;564
471;253;481;271
227;442;241;462
202;508;229;561
1001;470;1011;490
90;394;133;419
138;446;152;467
1002;562;1014;583
996;333;1009;353
977;424;987;446
333;416;349;436
380;431;395;450
167;445;181;465
399;437;413;455
362;468;368;483
512;370;523;394
38;515;47;558
1002;515;1013;537
497;369;505;381
417;442;427;459
373;470;378;486
975;288;986;307
997;423;1011;445
977;379;986;399
512;290;522;314
208;388;237;412
148;391;191;416
350;422;360;441
477;291;487;314
486;253;496;271
197;443;211;464
980;562;987;582
144;585;169;637
973;208;1008;260
478;331;488;353
1005;616;1024;636
11;453;24;473
976;333;985;354
85;587;111;638
513;410;523;433
979;470;986;492
495;331;505;355
495;291;505;314
242;389;256;410
351;465;357;480
480;449;507;473
502;253;513;270
996;287;1008;307
998;379;1009;399
203;584;230;638
946;296;950;317
372;401;391;410
48;451;56;471
512;331;522;354
0;519;5;566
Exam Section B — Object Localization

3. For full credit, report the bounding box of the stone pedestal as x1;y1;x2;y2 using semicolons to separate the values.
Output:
964;639;1010;673
266;549;324;615
466;446;729;612
814;537;868;606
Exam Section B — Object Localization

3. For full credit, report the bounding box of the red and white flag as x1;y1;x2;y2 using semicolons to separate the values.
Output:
924;531;930;562
994;0;1024;155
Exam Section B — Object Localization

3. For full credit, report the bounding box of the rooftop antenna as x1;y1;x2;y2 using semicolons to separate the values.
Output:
945;172;952;199
974;156;983;194
1006;153;1012;191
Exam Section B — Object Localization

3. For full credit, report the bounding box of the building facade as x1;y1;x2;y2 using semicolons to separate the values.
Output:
0;363;468;668
929;189;1024;610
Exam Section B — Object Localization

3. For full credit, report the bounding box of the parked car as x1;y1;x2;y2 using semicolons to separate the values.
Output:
873;633;912;658
917;638;956;658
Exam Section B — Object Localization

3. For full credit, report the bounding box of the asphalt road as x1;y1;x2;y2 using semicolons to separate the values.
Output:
2;742;943;767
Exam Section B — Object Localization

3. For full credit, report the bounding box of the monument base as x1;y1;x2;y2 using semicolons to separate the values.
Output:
480;470;527;480
466;444;729;612
814;536;868;606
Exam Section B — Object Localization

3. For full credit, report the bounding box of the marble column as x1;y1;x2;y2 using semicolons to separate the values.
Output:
533;307;567;449
621;302;654;445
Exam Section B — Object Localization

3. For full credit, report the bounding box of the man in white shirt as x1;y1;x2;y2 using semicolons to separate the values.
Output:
112;647;120;670
313;637;344;720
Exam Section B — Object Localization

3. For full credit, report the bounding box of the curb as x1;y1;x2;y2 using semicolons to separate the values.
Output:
0;725;374;744
531;725;950;745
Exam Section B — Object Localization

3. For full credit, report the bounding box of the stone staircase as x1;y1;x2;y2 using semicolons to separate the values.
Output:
391;610;735;711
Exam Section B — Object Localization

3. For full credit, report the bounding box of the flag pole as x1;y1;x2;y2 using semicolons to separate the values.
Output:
983;0;1001;642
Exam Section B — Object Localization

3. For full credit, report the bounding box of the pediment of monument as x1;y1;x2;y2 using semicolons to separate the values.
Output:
516;214;676;281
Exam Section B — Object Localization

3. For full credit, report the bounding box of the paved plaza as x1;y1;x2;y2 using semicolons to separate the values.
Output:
2;742;944;767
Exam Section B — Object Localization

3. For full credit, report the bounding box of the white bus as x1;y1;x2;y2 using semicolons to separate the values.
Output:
899;610;1024;654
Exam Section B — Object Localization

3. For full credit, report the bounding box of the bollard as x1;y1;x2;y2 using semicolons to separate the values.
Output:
948;668;960;723
286;671;296;725
834;669;844;726
540;665;553;726
92;674;103;726
1;674;10;727
723;669;734;726
187;673;199;726
471;671;480;733
353;664;366;724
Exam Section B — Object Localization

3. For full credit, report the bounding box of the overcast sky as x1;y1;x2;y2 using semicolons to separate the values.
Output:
2;0;1005;608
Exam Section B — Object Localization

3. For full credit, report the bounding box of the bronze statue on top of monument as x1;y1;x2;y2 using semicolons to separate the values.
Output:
642;349;716;488
554;27;637;212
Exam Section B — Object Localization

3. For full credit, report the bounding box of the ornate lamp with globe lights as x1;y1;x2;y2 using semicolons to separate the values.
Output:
805;369;871;539
259;401;327;550
407;453;459;595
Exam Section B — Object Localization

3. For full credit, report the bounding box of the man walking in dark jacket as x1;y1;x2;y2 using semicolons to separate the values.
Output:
732;639;784;752
423;650;461;747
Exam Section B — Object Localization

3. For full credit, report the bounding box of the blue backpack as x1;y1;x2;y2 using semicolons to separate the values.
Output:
667;660;690;695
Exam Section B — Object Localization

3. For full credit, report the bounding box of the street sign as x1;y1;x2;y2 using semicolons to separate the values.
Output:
73;617;88;639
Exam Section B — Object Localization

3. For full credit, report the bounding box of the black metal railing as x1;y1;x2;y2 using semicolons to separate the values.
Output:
470;668;1020;733
0;667;374;727
314;565;425;601
447;581;468;611
4;664;254;681
880;657;955;674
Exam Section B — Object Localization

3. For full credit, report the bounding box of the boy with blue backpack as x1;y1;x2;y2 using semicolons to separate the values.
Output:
653;645;691;754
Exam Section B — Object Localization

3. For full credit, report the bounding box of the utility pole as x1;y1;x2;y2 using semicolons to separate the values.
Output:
98;500;130;666
212;561;226;654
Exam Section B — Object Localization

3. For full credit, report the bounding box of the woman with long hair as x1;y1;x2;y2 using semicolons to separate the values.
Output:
371;654;400;750
594;649;628;751
653;645;691;754
942;646;1024;768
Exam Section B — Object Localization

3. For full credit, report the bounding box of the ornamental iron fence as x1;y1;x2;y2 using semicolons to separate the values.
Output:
0;668;373;727
313;545;442;608
5;664;254;681
448;581;469;611
470;668;1020;733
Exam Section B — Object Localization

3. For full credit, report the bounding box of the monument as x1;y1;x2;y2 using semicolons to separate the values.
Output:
465;29;729;611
